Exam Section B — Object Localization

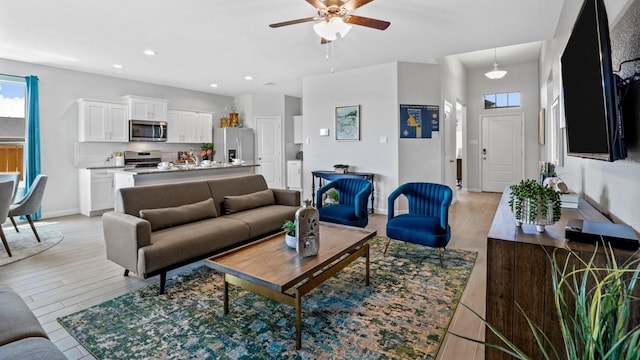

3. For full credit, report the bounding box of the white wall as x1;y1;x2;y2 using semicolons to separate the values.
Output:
465;62;541;191
397;62;442;185
302;62;442;213
539;0;640;231
0;58;233;219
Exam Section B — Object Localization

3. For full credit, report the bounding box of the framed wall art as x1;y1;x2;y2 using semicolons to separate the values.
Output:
399;104;439;138
335;105;360;140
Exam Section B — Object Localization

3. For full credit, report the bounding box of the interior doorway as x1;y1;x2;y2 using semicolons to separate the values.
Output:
255;116;283;188
455;101;464;189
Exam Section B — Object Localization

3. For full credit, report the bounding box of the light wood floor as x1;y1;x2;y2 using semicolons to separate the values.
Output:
0;191;500;360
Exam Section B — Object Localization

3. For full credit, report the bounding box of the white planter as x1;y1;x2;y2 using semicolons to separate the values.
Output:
512;198;556;232
285;234;297;249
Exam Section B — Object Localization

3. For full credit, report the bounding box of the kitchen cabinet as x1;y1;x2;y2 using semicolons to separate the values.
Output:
168;109;197;143
79;168;115;216
287;160;302;190
293;115;303;144
77;99;128;142
122;95;168;121
197;112;213;142
168;109;213;143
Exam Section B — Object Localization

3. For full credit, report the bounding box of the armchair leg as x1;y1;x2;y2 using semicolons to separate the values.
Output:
1;227;12;257
383;237;392;256
9;216;18;232
25;215;41;242
438;248;445;267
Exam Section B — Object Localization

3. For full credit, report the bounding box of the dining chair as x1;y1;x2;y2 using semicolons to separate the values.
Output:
0;173;20;203
8;175;48;243
0;181;15;257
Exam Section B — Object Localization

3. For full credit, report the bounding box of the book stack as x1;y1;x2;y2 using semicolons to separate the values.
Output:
560;192;580;209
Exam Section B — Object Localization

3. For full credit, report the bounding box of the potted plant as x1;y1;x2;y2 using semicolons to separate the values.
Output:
333;164;349;174
508;179;561;232
281;220;297;249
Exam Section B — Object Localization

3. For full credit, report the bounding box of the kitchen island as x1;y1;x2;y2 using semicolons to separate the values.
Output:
111;163;259;211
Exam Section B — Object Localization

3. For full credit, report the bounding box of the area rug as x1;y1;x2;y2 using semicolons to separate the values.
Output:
58;236;477;359
0;224;64;266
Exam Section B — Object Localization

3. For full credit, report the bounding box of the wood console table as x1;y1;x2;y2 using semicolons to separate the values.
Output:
311;171;375;214
486;189;639;359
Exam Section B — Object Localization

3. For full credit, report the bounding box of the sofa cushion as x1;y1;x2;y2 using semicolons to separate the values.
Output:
0;337;66;360
224;204;298;238
0;287;49;347
140;198;217;231
223;189;275;215
208;175;269;216
139;217;251;275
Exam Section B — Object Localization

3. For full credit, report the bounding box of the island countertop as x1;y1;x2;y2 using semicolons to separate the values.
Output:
110;162;258;175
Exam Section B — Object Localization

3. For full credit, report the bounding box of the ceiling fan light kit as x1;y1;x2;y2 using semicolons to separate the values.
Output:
485;48;507;79
313;18;352;40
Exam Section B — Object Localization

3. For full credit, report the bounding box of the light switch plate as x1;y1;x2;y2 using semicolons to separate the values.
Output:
319;128;329;136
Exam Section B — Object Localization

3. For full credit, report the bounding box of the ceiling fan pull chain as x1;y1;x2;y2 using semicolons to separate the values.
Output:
331;41;335;74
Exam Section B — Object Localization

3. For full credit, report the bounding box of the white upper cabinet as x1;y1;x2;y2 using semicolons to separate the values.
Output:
197;112;213;143
122;95;168;121
77;99;128;142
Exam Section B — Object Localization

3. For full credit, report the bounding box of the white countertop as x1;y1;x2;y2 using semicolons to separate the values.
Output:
110;162;259;175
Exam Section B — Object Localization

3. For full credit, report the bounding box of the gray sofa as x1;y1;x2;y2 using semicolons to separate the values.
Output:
103;174;300;293
0;287;66;359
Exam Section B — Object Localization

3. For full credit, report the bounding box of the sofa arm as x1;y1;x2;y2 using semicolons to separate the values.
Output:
102;211;152;276
271;188;300;207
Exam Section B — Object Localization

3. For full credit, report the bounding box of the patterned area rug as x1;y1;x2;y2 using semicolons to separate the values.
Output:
58;237;477;359
0;224;64;266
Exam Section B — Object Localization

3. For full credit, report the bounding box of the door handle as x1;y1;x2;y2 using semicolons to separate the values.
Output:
449;159;454;163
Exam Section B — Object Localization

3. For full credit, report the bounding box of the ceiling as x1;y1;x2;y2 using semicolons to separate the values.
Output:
0;0;564;98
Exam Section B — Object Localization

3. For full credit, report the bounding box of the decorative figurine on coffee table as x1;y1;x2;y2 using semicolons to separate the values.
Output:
295;199;319;257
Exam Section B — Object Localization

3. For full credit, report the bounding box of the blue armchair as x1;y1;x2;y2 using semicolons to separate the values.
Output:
315;178;372;228
385;182;453;266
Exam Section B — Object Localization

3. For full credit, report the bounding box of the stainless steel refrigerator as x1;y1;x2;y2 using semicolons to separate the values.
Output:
214;127;255;164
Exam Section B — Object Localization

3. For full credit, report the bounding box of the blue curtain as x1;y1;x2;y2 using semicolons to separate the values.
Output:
24;75;41;220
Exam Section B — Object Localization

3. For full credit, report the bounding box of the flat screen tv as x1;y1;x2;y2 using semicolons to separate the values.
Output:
561;0;626;161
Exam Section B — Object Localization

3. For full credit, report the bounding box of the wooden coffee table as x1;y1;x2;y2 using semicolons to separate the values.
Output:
204;222;377;349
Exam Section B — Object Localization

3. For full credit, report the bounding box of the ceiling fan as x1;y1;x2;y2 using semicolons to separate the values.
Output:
269;0;390;43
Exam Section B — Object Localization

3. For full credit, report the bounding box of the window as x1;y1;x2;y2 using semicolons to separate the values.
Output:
484;92;521;109
0;78;26;177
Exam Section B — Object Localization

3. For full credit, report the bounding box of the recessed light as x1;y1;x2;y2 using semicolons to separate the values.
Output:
210;83;218;88
113;64;125;69
244;75;253;81
144;49;157;56
262;81;276;86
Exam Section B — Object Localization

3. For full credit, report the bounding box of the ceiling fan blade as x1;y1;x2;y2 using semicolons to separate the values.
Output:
306;0;327;9
342;0;374;11
344;15;390;30
269;17;317;28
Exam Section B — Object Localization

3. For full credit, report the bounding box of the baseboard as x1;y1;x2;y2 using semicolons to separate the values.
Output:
41;208;81;220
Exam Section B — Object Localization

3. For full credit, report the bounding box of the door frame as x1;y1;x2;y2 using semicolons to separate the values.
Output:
479;113;525;192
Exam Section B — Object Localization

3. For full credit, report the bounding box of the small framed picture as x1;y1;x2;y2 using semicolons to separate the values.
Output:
335;105;360;141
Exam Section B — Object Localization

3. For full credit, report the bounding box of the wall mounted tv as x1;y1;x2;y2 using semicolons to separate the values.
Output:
561;0;626;161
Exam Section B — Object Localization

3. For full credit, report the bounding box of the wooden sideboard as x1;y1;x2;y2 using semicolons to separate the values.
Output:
486;189;639;359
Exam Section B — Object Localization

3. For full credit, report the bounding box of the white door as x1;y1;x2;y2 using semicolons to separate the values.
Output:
443;101;457;200
256;116;283;188
481;114;524;192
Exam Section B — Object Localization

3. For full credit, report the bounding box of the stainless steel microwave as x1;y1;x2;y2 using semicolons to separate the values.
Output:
129;120;167;142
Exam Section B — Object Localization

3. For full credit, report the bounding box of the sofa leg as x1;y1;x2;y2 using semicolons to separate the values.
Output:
124;269;129;277
383;238;392;256
159;272;167;294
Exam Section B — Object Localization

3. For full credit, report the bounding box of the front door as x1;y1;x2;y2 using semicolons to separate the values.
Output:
481;114;524;192
255;116;283;188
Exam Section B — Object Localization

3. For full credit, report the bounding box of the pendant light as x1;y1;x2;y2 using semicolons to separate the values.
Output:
485;48;507;80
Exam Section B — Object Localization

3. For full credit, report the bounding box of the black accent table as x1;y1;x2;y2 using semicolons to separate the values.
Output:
311;170;375;214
